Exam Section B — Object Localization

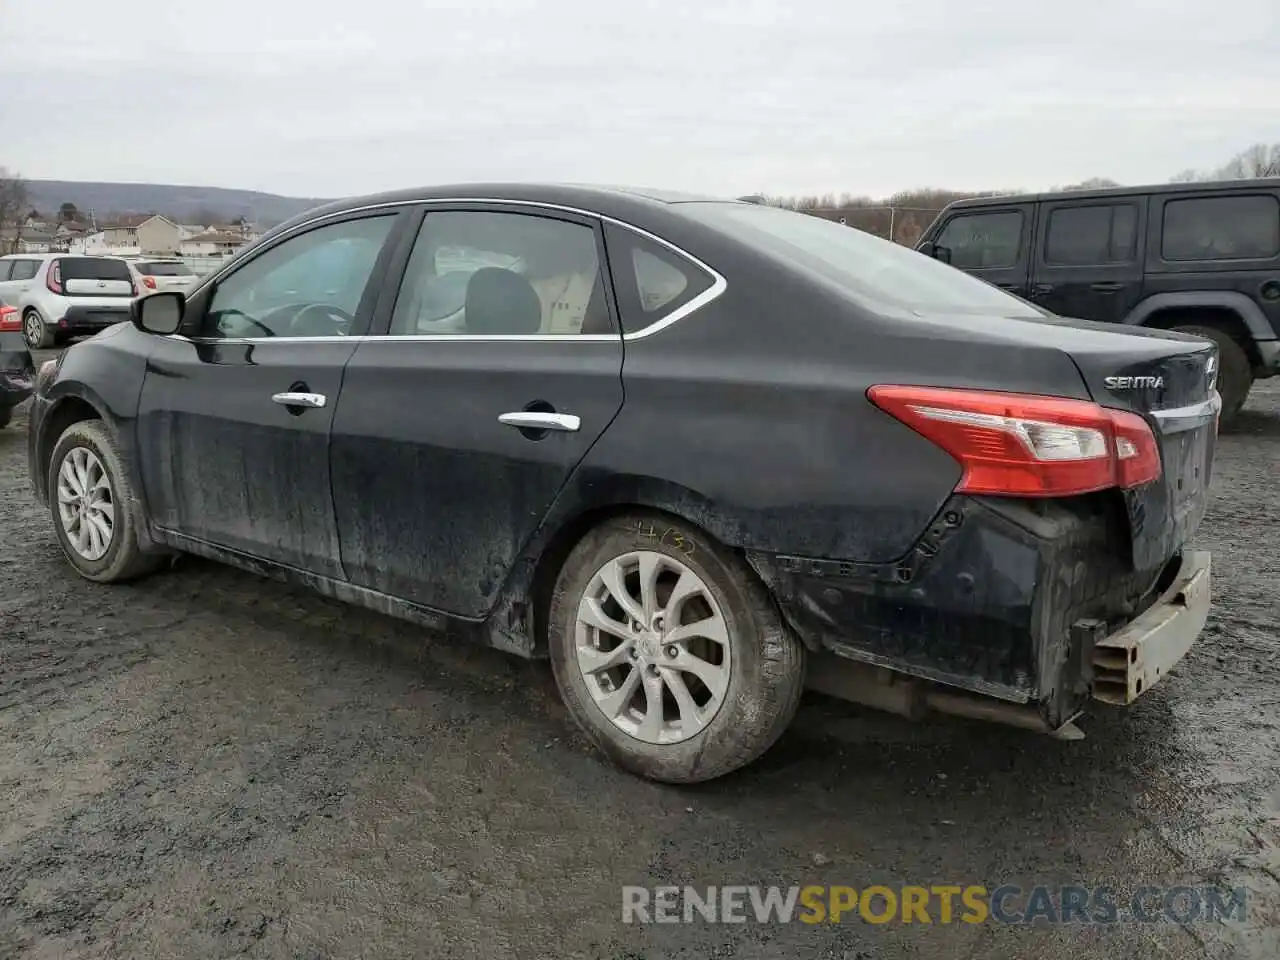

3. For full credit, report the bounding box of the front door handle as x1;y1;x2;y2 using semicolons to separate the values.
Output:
272;391;326;408
498;411;580;432
1031;283;1055;296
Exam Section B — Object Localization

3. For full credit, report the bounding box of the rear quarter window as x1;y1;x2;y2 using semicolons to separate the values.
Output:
602;224;715;334
9;259;41;281
1161;194;1280;261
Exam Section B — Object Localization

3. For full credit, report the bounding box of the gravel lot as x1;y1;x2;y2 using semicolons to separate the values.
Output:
2;350;1278;960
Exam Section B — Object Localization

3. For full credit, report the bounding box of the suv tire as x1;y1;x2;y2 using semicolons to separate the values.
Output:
23;309;54;350
1172;324;1251;425
547;512;805;783
48;419;163;583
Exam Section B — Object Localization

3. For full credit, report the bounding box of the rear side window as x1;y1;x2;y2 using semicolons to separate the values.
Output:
603;225;714;334
1044;204;1137;265
136;261;193;276
934;211;1023;269
0;261;11;281
1161;195;1280;261
9;259;40;281
60;257;133;281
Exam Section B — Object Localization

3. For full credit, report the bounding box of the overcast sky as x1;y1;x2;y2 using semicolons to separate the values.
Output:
2;0;1277;200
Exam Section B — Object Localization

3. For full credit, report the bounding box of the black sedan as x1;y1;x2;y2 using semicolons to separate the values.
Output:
26;184;1219;782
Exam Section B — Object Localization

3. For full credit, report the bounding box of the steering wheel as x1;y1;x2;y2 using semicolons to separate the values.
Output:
291;303;356;336
213;308;276;338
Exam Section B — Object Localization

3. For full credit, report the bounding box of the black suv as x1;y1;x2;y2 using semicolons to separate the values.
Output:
916;178;1280;423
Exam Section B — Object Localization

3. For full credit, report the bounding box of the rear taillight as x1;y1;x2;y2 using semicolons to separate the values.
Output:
46;260;63;294
868;385;1162;497
0;306;19;332
142;276;156;290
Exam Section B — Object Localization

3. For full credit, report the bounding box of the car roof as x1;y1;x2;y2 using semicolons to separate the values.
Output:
267;182;743;238
944;176;1280;211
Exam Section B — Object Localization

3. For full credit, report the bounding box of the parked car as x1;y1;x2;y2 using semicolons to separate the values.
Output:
915;177;1280;424
130;258;198;294
0;296;35;428
0;254;139;349
26;184;1218;783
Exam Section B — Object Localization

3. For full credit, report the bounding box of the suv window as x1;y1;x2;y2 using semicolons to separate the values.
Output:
0;261;11;281
206;216;395;338
1044;204;1137;265
389;211;609;336
1162;194;1280;261
9;259;40;282
934;210;1023;269
60;257;133;281
603;225;714;334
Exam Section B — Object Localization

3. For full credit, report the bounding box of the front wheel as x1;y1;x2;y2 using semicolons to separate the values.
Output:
48;419;162;582
547;513;805;783
23;309;54;350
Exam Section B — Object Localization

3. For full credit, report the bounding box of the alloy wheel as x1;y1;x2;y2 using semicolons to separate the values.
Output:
574;550;732;745
55;446;115;561
23;311;43;349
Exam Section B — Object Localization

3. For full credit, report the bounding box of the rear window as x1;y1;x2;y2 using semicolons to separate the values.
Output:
136;261;193;276
682;202;1044;317
1161;194;1280;261
59;257;133;281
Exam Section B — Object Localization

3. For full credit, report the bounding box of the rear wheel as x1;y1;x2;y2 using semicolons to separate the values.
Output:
23;309;54;350
547;512;805;783
1173;324;1252;425
48;419;162;583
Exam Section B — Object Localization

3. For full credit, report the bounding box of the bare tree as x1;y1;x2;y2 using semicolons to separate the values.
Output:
1216;143;1280;179
0;168;30;254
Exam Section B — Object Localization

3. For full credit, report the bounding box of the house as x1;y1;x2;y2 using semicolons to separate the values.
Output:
51;221;90;252
0;227;52;254
180;230;248;258
178;224;207;240
136;215;184;255
99;214;151;248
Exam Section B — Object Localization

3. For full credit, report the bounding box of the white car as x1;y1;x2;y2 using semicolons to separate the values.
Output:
129;258;198;294
0;254;138;349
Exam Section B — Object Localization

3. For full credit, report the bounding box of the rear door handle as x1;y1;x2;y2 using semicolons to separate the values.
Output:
498;411;580;432
1031;283;1055;295
1090;281;1123;293
272;391;326;408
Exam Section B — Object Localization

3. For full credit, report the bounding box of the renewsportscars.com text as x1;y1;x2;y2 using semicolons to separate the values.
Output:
621;885;1248;925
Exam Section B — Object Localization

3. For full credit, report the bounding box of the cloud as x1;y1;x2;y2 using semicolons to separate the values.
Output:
2;0;1276;198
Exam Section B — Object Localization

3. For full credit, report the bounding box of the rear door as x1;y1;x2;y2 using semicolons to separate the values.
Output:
1029;197;1146;322
929;204;1035;297
330;204;625;617
0;257;41;300
136;210;407;578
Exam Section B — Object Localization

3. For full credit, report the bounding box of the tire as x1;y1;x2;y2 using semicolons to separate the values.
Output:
48;419;162;583
1172;324;1252;425
23;309;54;350
547;512;805;783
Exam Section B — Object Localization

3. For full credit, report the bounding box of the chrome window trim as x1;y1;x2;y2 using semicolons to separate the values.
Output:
178;197;728;345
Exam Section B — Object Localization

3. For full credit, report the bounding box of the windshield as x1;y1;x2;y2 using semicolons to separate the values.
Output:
137;261;193;276
682;202;1045;318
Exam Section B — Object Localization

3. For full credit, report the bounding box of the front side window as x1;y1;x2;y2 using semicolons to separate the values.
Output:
934;211;1024;269
205;216;395;338
1044;204;1137;265
10;259;40;281
1162;194;1280;261
389;211;609;336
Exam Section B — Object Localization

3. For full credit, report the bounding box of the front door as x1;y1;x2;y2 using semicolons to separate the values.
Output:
929;204;1035;298
1029;197;1146;323
329;205;626;617
135;210;407;577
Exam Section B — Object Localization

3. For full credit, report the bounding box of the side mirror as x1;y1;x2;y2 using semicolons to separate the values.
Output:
916;242;952;265
131;291;185;335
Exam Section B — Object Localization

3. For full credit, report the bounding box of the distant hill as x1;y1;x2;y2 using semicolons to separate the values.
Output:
23;180;332;228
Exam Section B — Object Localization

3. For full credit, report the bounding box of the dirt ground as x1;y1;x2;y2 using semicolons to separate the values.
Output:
2;353;1277;960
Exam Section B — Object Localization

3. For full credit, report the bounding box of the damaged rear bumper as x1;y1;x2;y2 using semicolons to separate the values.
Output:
748;494;1212;732
1091;550;1210;705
